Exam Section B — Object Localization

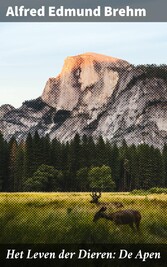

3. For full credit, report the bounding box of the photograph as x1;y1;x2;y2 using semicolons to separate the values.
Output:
0;5;167;266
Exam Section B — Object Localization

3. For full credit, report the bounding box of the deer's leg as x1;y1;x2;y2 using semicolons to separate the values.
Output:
135;220;140;232
113;221;120;232
129;222;135;231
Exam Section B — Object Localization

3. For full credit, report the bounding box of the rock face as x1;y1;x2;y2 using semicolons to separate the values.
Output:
0;52;167;148
0;104;15;119
42;52;129;112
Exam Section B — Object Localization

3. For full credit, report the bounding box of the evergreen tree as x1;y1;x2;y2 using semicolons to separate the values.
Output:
42;134;51;166
8;137;17;191
151;147;164;187
87;136;96;166
69;133;81;172
68;134;81;190
61;142;70;171
0;133;8;191
109;144;121;191
76;167;89;191
80;135;89;168
128;145;139;190
15;143;24;191
23;133;34;179
50;138;62;170
96;136;108;166
119;140;130;191
162;144;167;186
61;170;71;191
138;144;154;189
31;131;44;173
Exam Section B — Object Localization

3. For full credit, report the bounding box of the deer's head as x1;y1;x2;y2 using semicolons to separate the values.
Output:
90;191;101;204
93;206;107;222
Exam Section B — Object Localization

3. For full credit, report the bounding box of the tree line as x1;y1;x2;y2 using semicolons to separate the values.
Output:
0;131;167;192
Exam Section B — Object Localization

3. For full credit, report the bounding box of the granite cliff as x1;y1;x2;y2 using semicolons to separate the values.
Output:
0;52;167;148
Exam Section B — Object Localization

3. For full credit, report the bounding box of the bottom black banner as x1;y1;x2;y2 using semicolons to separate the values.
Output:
0;244;166;267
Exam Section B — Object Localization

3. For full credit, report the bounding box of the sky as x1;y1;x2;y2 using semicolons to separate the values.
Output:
0;23;167;108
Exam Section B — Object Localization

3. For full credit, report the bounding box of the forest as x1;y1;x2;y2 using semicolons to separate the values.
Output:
0;131;167;192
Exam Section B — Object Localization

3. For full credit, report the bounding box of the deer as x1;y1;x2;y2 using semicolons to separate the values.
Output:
90;191;101;204
90;192;124;208
93;207;141;231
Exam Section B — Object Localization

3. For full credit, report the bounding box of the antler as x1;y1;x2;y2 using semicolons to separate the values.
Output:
96;191;101;198
90;191;102;204
90;191;101;197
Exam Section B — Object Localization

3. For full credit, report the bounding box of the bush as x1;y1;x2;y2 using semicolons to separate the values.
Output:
149;222;167;238
131;187;167;195
148;187;167;194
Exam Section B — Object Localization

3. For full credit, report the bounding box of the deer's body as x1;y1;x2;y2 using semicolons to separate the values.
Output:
98;202;124;208
93;207;141;231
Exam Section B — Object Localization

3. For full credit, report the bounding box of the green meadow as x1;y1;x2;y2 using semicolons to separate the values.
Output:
0;192;167;244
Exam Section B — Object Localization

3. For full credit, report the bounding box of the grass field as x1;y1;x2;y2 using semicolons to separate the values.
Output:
0;192;167;244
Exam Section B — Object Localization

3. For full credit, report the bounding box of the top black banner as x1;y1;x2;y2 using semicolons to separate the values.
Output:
0;0;167;22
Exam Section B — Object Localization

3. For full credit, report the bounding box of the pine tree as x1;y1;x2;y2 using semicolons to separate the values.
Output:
50;138;62;170
109;144;121;191
162;144;167;186
128;145;139;190
42;134;51;166
61;142;69;171
32;131;44;173
23;133;34;180
69;134;81;174
87;136;96;166
76;167;89;191
151;147;164;187
119;140;130;191
96;136;108;166
8;137;17;191
0;133;8;191
15;143;24;191
138;144;155;189
80;135;89;168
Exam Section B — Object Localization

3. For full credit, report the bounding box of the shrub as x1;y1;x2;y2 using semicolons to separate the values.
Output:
131;187;167;195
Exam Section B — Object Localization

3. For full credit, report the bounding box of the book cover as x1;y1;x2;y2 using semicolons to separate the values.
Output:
0;0;167;266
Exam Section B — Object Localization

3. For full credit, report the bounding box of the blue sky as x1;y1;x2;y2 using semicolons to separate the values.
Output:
0;23;167;108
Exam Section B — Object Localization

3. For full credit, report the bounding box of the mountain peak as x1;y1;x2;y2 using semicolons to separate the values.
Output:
60;52;129;75
74;52;128;63
65;52;127;62
42;52;130;111
0;52;167;149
